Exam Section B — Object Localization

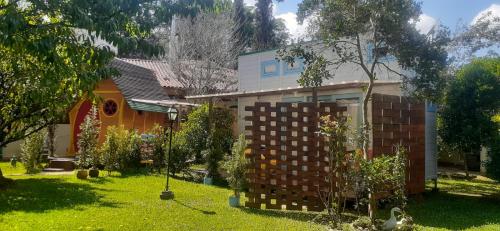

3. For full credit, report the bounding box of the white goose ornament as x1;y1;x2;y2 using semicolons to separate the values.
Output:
382;207;403;230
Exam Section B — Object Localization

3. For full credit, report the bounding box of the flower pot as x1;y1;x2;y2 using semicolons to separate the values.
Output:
89;169;99;178
76;170;88;179
229;195;240;207
203;176;213;185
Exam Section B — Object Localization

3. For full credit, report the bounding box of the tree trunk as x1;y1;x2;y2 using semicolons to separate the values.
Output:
464;152;470;178
0;167;14;188
312;87;318;107
362;78;375;220
362;79;374;160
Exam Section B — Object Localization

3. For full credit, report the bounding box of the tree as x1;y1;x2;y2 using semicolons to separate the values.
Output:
279;0;449;159
440;58;500;177
170;11;239;95
233;0;249;53
0;0;191;185
254;0;274;50
449;11;500;69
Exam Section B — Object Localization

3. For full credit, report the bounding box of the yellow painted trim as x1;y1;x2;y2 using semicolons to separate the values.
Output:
67;99;85;155
143;112;147;132
132;110;136;130
119;98;125;125
94;90;121;94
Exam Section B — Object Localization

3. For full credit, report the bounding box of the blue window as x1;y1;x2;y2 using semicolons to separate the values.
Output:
366;43;396;64
283;57;304;75
260;60;280;78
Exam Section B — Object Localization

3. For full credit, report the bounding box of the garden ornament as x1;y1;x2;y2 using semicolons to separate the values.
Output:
382;207;402;230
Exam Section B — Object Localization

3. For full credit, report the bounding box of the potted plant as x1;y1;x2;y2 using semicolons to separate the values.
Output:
77;106;100;179
223;134;248;207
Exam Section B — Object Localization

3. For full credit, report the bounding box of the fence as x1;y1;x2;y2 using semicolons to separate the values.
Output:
244;94;425;211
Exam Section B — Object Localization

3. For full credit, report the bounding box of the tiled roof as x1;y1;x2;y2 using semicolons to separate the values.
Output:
110;58;171;101
117;58;183;88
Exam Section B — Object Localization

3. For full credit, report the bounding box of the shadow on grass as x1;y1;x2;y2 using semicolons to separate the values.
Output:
0;178;120;214
409;185;500;230
173;199;217;215
239;206;323;223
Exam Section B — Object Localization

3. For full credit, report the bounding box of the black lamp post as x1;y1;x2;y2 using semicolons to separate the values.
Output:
160;107;178;200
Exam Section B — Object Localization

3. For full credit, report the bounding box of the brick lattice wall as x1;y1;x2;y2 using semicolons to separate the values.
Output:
371;93;425;194
244;95;426;211
244;102;347;211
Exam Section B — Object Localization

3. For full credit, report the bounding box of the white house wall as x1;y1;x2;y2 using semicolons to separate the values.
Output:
238;43;408;92
1;124;70;160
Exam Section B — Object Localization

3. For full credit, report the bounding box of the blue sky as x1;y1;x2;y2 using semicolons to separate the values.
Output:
243;0;500;40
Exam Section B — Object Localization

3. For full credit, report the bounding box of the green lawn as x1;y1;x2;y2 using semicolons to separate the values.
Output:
409;177;500;231
1;162;499;231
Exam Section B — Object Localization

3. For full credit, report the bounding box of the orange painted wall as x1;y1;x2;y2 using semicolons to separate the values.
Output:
67;79;167;155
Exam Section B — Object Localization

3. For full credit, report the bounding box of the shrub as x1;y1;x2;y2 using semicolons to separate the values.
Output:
101;126;124;173
181;104;234;176
223;134;248;197
166;129;193;175
122;130;142;170
77;106;101;169
20;130;46;173
149;124;166;173
486;134;500;182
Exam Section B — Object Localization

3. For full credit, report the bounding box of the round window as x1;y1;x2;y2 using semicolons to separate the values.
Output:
103;100;118;116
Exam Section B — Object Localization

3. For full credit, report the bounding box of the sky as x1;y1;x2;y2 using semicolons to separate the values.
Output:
243;0;500;40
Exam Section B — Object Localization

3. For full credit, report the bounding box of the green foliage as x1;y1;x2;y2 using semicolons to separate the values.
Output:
440;58;500;173
101;126;125;173
277;45;331;88
166;130;193;175
223;134;249;196
0;0;180;147
360;147;408;210
20;130;46;174
486;134;500;182
148;124;167;173
123;130;143;170
317;115;350;227
181;104;234;177
77;106;100;169
101;125;145;173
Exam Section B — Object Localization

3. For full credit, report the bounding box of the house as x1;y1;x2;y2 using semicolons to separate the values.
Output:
67;58;199;155
1;58;198;160
187;44;438;209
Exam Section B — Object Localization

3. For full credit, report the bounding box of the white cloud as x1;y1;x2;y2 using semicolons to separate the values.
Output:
275;12;310;42
471;4;500;25
243;0;256;7
414;14;438;34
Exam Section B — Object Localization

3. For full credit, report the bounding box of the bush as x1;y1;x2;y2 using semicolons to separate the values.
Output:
148;124;166;173
77;106;101;169
20;130;46;173
486;134;500;182
101;126;125;173
181;104;234;173
223;134;248;197
101;125;145;173
122;130;142;170
166;129;193;175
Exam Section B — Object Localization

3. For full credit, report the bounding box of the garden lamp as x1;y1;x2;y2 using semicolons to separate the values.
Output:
160;107;178;200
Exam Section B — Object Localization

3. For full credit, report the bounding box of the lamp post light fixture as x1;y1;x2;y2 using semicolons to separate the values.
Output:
160;107;178;200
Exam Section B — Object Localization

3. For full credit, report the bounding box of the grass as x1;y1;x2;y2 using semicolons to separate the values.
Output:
0;162;26;175
0;168;324;231
409;177;500;231
1;162;499;230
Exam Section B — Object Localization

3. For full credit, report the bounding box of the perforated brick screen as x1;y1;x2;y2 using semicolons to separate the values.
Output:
244;95;425;211
371;93;425;194
244;102;347;211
